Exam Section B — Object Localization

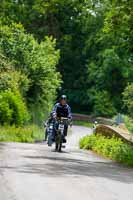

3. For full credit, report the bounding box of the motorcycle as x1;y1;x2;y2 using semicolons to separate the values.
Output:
47;122;55;146
55;117;69;152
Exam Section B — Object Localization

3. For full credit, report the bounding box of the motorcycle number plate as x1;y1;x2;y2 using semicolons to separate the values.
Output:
59;124;64;130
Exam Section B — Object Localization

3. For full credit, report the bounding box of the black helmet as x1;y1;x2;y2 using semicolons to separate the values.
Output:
60;95;67;100
50;112;56;118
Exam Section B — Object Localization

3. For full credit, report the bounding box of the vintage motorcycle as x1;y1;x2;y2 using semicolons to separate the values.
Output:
47;122;55;146
55;117;69;152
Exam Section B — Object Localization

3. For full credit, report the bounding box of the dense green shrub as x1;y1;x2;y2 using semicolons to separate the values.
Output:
0;53;29;96
80;134;133;166
0;90;29;125
0;125;44;143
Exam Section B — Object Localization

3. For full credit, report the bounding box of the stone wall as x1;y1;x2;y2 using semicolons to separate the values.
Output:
95;124;133;145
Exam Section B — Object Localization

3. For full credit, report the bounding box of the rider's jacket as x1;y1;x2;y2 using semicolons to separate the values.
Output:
52;103;72;119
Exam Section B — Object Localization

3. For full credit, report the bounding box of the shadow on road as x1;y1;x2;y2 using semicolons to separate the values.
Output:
0;141;133;185
12;154;133;184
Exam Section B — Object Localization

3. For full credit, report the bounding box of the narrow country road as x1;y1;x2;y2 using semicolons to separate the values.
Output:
0;126;133;200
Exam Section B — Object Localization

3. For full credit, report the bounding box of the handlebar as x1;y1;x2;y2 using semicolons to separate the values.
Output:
57;117;72;127
57;117;69;120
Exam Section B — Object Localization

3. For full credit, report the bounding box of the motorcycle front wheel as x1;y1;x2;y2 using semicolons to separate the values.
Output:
55;133;63;152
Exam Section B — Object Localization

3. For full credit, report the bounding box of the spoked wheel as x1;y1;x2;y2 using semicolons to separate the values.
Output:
55;133;63;152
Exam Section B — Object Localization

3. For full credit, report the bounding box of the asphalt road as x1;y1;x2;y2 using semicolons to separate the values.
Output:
0;126;133;200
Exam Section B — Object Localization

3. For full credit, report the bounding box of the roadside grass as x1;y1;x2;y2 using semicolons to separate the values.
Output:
73;120;93;128
0;125;44;143
79;134;133;167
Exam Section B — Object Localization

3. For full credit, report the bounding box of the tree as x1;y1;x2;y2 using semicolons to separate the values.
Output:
0;24;61;123
0;0;133;117
94;91;116;117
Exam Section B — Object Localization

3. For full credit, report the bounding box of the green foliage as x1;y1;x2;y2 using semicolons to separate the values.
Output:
94;91;116;117
0;23;61;124
101;0;133;115
0;90;29;125
0;53;30;125
27;36;61;108
103;0;133;56
58;0;132;115
123;83;133;118
0;54;29;96
79;134;96;149
80;134;133;166
0;125;44;143
0;0;133;118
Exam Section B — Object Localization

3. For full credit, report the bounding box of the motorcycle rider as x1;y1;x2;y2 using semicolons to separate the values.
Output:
52;95;72;143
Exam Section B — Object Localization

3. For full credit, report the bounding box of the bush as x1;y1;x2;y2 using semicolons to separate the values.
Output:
0;125;44;143
0;24;61;123
79;134;133;166
0;90;29;125
79;134;96;149
0;53;29;96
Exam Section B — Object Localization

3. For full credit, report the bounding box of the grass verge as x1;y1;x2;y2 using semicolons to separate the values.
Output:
79;134;133;167
0;125;44;143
